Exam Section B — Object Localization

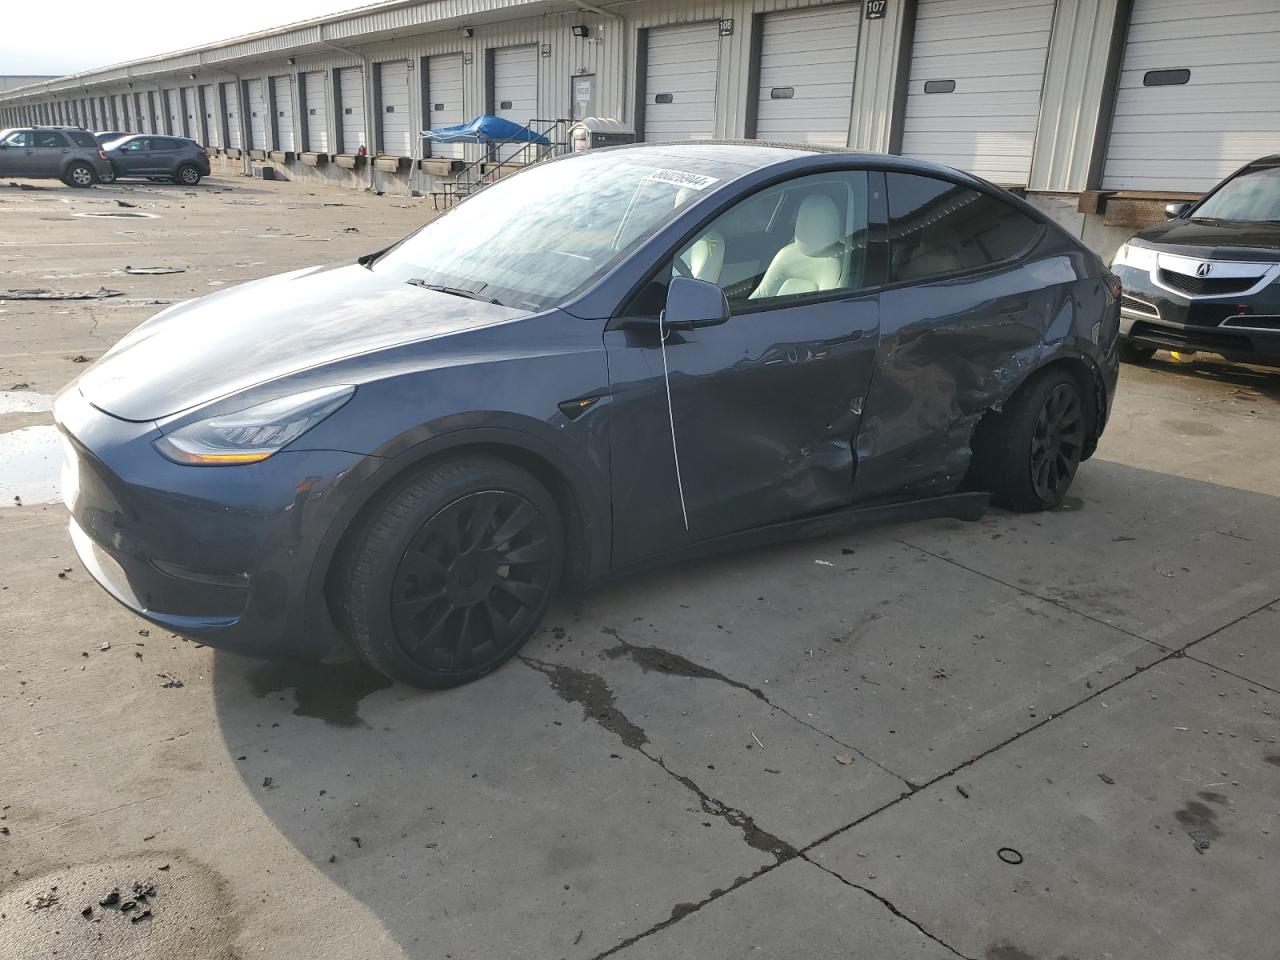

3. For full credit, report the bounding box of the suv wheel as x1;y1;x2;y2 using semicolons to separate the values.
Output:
177;164;201;186
97;165;116;184
969;368;1090;512
336;456;564;689
65;163;97;188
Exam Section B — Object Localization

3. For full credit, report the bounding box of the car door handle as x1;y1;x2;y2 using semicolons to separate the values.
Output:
820;330;864;346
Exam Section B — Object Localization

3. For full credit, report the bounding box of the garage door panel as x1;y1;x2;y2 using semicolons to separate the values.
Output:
493;46;537;162
754;5;858;149
1102;0;1280;192
427;54;465;160
304;72;329;153
900;0;1054;185
272;77;295;152
338;67;366;154
379;61;411;156
246;80;267;149
644;22;719;142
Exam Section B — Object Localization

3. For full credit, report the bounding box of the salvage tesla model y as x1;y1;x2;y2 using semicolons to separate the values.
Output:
56;143;1120;688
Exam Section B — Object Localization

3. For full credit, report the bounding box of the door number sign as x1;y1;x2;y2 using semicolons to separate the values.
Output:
866;0;887;19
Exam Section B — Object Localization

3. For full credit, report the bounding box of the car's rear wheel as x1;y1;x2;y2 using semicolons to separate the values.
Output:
177;164;201;186
97;165;116;184
970;368;1089;512
337;456;563;689
1118;339;1156;363
65;163;96;187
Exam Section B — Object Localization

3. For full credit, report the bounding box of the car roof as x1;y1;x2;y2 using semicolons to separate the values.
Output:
594;140;992;189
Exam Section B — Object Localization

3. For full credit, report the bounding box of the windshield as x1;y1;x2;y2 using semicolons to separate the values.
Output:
1192;165;1280;222
371;150;742;311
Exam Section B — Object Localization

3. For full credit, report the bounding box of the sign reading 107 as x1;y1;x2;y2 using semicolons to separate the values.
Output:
865;0;887;19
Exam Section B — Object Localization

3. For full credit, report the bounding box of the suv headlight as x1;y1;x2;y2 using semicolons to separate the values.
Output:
1110;243;1157;271
154;385;355;465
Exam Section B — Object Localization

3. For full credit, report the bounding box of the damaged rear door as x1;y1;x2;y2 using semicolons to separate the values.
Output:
851;171;1063;500
606;169;880;565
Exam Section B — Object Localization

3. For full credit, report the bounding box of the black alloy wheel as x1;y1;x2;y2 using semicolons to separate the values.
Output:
1029;382;1085;505
338;456;563;688
391;490;554;673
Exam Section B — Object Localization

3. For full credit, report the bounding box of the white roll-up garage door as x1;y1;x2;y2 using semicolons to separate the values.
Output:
199;85;218;147
492;45;538;163
644;22;719;142
338;67;366;155
272;76;295;152
427;53;465;160
182;87;197;139
1102;0;1280;192
163;89;180;136
900;0;1056;186
223;83;242;149
246;79;267;149
303;72;329;153
754;4;860;147
378;60;412;156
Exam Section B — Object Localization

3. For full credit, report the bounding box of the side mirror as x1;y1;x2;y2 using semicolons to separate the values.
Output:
662;277;729;331
1165;201;1191;219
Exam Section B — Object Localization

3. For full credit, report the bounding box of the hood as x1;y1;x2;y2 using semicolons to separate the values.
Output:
77;263;527;422
1132;218;1280;260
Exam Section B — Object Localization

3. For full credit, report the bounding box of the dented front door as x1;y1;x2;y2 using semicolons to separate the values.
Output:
605;294;879;565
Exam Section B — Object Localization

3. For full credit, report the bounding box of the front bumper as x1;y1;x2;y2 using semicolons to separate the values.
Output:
1114;262;1280;364
55;386;366;657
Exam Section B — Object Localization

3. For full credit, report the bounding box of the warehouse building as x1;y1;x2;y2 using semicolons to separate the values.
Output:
1;0;1276;255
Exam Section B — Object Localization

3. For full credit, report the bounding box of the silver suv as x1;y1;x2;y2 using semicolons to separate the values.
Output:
0;126;115;187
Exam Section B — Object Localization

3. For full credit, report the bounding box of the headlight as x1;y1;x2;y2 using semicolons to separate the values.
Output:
154;385;355;465
1110;243;1158;271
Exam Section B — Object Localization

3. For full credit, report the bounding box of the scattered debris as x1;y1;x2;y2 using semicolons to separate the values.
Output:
157;672;184;688
70;355;92;363
124;265;185;275
9;382;30;390
834;754;855;766
262;776;274;788
99;889;120;907
131;909;153;923
116;200;137;208
100;641;111;651
1;287;121;301
29;889;60;911
158;864;170;871
351;836;362;848
956;785;970;799
814;559;834;567
1098;773;1116;785
997;847;1024;865
342;226;360;233
81;905;94;919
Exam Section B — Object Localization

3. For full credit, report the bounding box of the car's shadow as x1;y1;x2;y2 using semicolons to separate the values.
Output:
209;457;1280;959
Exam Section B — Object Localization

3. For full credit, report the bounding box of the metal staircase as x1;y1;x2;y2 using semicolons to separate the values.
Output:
429;118;570;209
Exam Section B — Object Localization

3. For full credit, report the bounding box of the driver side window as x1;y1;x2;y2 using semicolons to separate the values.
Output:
673;170;870;311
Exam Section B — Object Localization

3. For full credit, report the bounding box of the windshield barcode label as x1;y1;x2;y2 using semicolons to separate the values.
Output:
643;169;720;190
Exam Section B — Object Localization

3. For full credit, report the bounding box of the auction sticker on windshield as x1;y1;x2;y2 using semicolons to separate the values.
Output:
642;169;720;191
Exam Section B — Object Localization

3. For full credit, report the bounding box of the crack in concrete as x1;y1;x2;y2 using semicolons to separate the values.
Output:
1183;653;1280;697
601;629;915;789
519;654;795;862
803;853;976;960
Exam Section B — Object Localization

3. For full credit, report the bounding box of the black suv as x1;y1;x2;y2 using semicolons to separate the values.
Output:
0;126;114;187
103;135;211;185
1112;155;1280;367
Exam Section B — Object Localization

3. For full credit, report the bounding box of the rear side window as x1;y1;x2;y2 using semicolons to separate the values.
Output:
886;173;1042;283
67;131;98;148
34;131;68;148
155;138;182;151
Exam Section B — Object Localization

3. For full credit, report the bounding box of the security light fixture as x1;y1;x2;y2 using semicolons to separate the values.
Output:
287;57;296;66
571;24;590;38
461;26;474;38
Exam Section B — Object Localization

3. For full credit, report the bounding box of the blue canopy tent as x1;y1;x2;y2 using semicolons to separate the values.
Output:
421;114;550;145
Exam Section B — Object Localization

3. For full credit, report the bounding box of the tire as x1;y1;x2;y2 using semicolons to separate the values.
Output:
336;456;564;689
97;165;116;185
65;163;97;188
969;368;1090;512
177;164;201;186
1118;339;1156;364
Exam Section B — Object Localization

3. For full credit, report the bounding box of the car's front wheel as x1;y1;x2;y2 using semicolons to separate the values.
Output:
970;368;1090;512
337;456;563;688
65;162;97;188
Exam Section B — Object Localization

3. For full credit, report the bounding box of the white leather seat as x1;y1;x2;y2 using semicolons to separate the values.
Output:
749;194;843;300
674;187;726;284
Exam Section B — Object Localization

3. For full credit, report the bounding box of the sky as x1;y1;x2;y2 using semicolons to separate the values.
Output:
1;0;372;76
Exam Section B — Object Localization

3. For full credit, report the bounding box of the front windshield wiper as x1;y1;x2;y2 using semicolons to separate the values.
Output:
405;277;503;305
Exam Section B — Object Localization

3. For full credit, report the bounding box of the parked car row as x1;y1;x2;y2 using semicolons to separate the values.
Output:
0;125;210;186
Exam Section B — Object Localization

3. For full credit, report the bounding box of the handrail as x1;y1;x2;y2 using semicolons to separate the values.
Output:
428;117;571;208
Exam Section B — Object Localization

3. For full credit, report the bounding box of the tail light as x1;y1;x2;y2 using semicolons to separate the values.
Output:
198;148;208;158
98;149;108;160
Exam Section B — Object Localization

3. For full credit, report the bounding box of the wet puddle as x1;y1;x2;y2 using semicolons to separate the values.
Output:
0;426;63;507
0;390;55;415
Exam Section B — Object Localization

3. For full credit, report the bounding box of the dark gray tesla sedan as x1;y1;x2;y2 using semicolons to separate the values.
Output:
55;143;1120;688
